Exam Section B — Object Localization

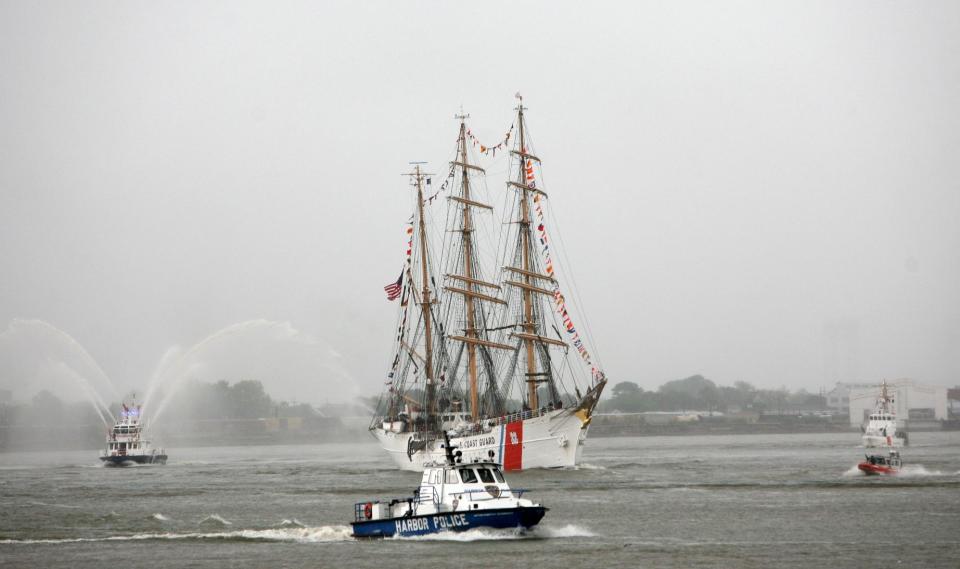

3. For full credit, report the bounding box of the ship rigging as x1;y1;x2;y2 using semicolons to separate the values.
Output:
371;98;606;470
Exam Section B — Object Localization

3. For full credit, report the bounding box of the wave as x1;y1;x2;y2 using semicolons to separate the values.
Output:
151;513;171;522
277;519;305;528
26;501;82;509
198;514;232;526
0;526;354;545
571;463;607;471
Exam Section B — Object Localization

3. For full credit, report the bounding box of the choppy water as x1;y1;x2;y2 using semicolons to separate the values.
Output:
1;433;959;568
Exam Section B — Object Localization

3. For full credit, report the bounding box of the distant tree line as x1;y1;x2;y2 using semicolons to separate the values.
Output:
158;379;318;422
1;379;318;428
600;375;826;414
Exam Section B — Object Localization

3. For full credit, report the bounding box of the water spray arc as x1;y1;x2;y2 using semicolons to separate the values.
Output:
0;319;118;427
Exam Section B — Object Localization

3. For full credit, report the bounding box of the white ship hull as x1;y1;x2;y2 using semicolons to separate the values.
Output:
862;417;907;448
862;433;905;448
372;407;592;471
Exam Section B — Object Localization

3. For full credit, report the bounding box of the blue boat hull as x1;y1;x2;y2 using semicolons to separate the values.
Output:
100;454;167;466
351;507;547;538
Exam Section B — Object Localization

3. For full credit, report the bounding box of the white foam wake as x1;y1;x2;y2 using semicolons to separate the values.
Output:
151;513;171;521
393;524;595;542
842;463;956;478
842;465;864;477
0;525;354;545
535;524;596;538
394;527;526;542
897;465;947;477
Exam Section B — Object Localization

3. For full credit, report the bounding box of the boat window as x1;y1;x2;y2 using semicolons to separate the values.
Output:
429;470;440;484
477;468;495;483
459;468;478;483
445;470;459;484
492;468;505;483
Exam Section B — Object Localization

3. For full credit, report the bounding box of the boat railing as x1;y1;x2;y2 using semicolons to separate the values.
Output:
459;488;526;500
372;403;564;437
451;405;563;436
415;486;441;507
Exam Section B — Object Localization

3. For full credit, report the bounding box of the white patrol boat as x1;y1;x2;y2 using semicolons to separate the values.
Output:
99;398;167;466
351;438;547;538
862;380;908;448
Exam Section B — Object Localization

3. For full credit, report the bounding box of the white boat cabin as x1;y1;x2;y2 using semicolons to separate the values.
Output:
101;403;163;459
863;412;907;447
358;460;536;522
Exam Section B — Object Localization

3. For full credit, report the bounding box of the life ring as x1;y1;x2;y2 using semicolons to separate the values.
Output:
364;502;373;519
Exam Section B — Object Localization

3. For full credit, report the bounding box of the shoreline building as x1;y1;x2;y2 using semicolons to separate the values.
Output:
825;382;875;413
847;379;948;427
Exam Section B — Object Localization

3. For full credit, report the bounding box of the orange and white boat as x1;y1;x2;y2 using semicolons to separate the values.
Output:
857;450;901;476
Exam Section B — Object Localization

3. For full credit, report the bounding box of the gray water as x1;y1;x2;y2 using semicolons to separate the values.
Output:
1;433;959;568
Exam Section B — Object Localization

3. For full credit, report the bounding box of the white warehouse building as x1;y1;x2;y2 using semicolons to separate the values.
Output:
848;379;948;427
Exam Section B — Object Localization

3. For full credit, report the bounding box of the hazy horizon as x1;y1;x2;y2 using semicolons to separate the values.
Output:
2;1;958;407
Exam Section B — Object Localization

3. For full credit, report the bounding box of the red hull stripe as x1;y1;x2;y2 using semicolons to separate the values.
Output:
858;463;896;475
503;421;523;471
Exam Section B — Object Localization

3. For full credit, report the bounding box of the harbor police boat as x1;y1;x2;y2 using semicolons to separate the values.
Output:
857;450;902;476
351;440;547;538
99;398;167;466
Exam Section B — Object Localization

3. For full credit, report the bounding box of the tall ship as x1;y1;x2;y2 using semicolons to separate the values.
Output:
861;380;908;448
100;397;167;465
371;97;607;471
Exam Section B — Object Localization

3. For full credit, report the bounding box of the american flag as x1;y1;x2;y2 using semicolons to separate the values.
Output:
383;273;403;301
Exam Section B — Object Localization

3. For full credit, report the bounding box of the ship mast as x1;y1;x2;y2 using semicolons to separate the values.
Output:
412;164;436;423
457;117;481;420
443;114;512;421
516;100;539;409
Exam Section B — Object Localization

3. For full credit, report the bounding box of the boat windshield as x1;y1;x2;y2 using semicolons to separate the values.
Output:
458;468;478;483
477;468;495;483
492;468;505;483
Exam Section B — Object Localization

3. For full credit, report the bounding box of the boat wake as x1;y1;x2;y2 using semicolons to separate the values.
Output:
535;524;596;538
842;465;865;477
0;525;355;545
842;464;958;478
896;465;954;477
393;524;594;542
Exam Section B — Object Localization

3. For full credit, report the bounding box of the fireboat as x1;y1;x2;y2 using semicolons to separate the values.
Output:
99;398;167;466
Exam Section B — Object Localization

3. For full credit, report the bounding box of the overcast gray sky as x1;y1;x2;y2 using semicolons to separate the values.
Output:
1;1;958;405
